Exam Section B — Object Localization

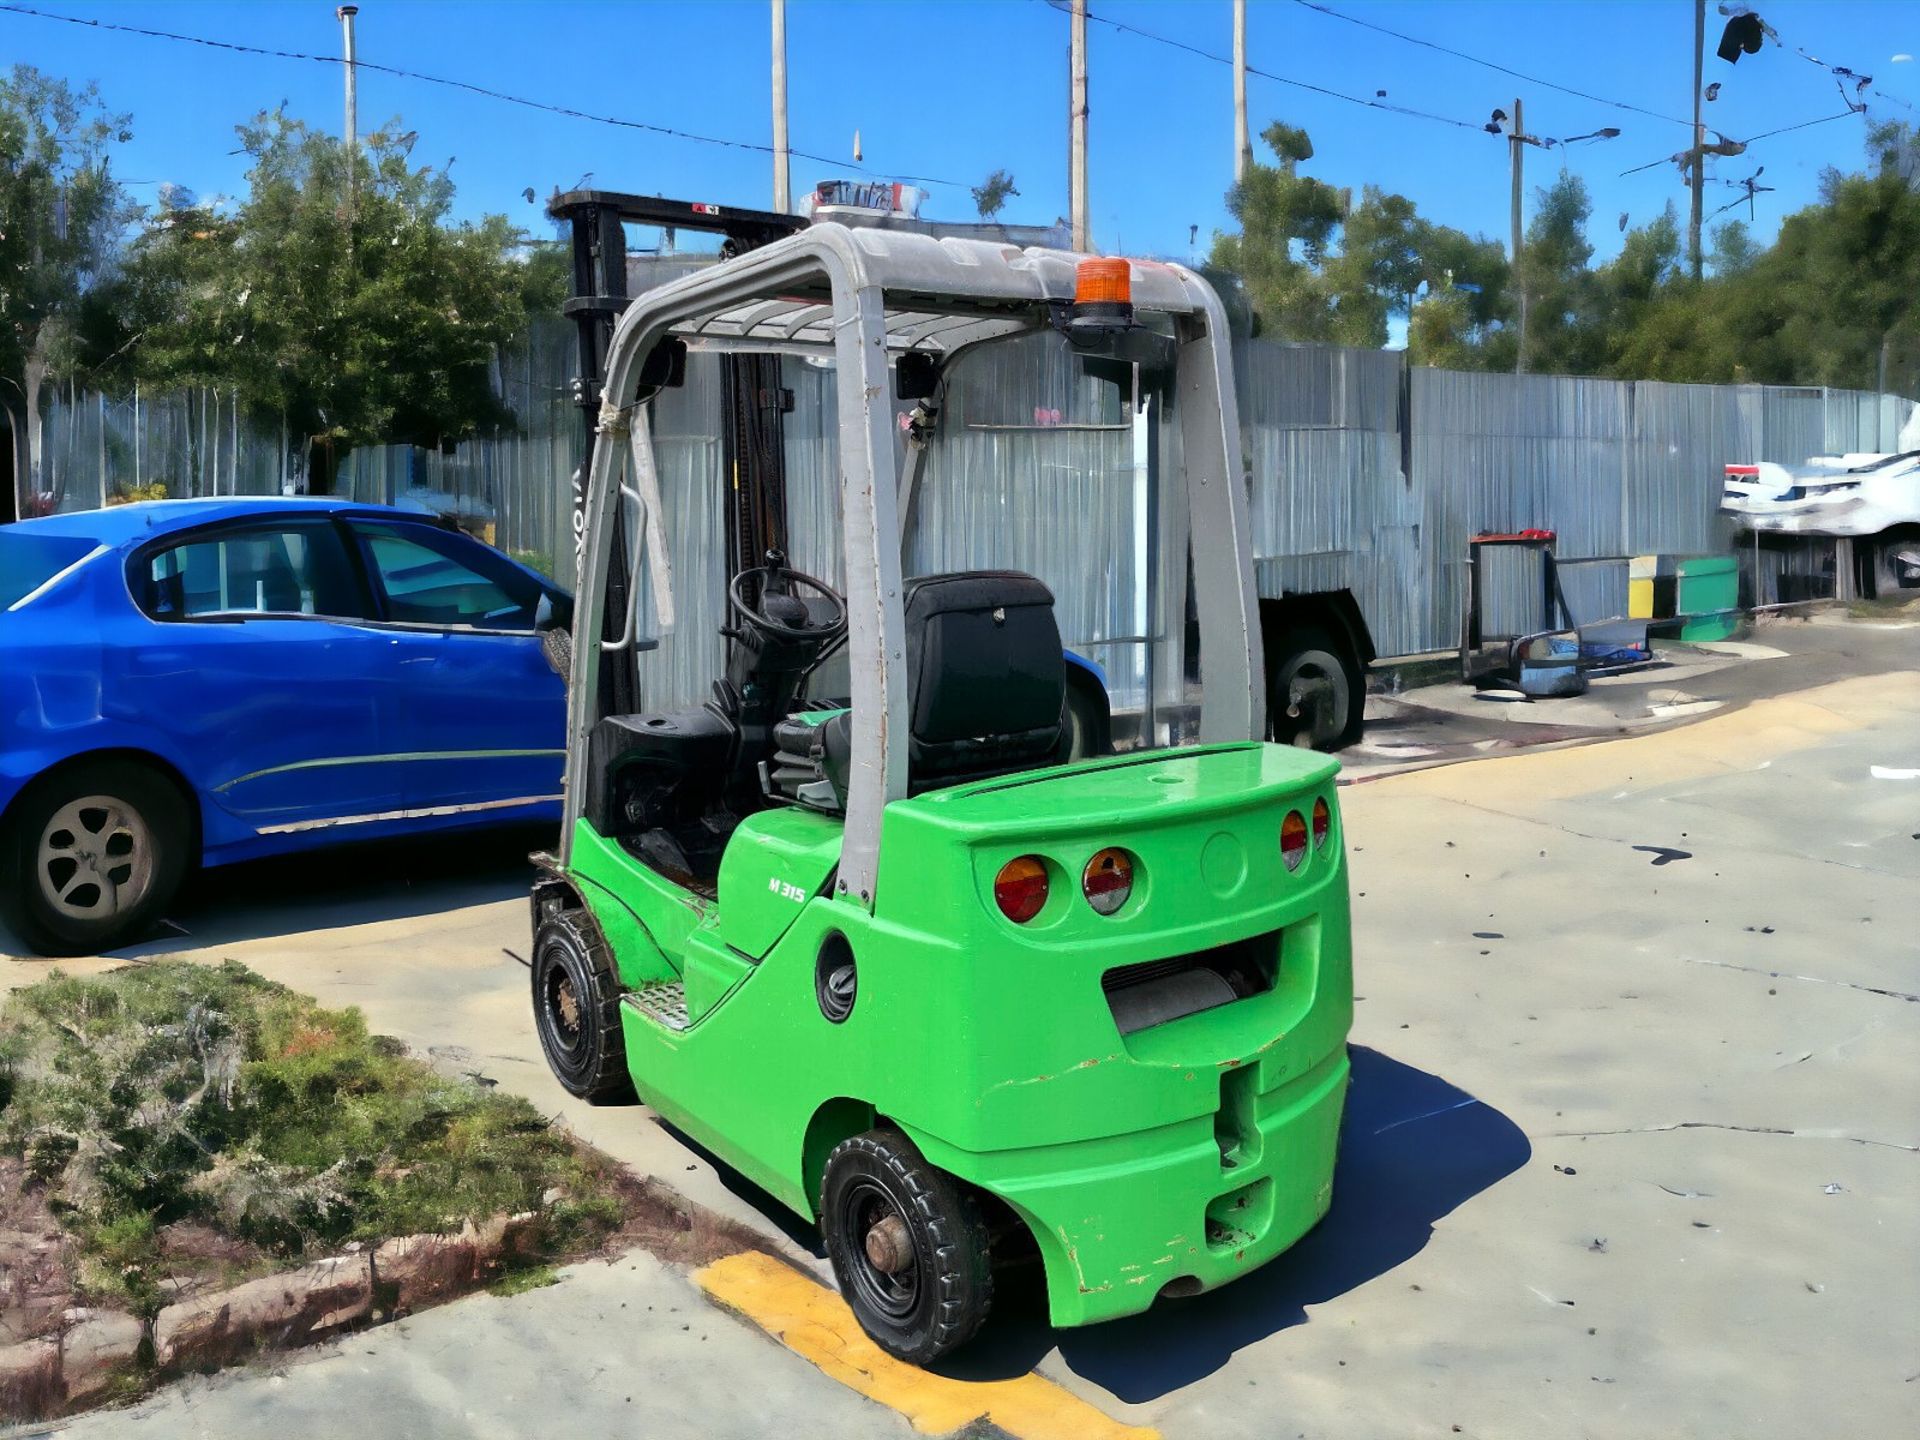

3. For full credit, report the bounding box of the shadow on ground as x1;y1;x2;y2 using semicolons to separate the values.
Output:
1;822;557;962
941;1045;1530;1401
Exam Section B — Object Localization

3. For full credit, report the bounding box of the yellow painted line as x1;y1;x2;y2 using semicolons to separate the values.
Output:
695;1250;1159;1440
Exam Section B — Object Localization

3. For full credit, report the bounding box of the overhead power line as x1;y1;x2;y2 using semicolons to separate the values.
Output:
0;2;964;189
1618;108;1858;178
1049;0;1484;136
1290;0;1695;130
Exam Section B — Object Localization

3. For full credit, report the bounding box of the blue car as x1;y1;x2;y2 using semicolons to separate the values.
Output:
1;498;567;954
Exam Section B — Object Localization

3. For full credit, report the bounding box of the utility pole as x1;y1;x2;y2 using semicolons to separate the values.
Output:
1687;0;1705;280
1071;0;1089;251
1509;96;1527;374
1233;0;1250;184
771;0;791;212
336;6;358;225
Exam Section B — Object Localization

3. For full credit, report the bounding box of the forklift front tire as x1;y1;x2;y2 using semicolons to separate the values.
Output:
822;1128;994;1365
531;906;635;1104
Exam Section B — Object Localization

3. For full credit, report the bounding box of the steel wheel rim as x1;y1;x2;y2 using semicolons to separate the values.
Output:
539;951;586;1063
35;795;155;923
837;1178;920;1322
1277;655;1346;748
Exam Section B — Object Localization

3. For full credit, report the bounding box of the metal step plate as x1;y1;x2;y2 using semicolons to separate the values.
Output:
626;981;690;1032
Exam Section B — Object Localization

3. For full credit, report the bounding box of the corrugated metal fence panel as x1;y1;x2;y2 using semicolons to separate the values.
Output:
914;340;1137;613
37;387;291;511
629;351;729;712
22;308;1920;667
1628;382;1747;556
1410;369;1630;654
1558;557;1630;628
1237;341;1426;656
1756;387;1826;464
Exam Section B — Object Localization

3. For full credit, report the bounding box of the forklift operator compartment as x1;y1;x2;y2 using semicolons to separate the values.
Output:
536;220;1352;1365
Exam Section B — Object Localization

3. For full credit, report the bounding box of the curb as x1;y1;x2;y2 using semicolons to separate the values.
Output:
0;1212;537;1423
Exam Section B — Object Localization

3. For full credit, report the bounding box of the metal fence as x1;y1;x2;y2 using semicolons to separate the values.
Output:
20;319;1918;671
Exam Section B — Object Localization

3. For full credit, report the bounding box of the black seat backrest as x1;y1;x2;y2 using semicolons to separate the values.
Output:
903;571;1065;785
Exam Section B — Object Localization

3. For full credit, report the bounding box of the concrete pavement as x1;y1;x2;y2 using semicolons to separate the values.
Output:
6;620;1916;1439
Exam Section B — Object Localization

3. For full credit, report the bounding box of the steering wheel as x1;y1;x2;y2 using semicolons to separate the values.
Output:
727;563;849;645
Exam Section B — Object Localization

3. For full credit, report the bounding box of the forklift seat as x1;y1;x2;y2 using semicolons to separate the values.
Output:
767;571;1067;812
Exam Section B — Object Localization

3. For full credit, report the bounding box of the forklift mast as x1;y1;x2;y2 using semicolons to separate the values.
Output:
548;190;807;709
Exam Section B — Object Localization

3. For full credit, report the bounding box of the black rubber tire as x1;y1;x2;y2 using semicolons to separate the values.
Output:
530;905;634;1103
1063;667;1112;762
0;758;190;957
821;1127;994;1366
1268;624;1362;751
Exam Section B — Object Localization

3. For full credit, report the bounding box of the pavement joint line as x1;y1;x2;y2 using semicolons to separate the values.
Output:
694;1250;1158;1440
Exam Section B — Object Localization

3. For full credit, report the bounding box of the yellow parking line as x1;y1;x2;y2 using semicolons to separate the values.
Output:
695;1251;1159;1440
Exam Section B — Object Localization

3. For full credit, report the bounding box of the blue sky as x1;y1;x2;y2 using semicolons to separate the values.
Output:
4;0;1916;269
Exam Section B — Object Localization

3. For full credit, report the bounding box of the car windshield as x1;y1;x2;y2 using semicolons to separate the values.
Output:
0;532;97;610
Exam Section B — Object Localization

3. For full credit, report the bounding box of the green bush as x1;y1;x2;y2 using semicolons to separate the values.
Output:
0;962;622;1312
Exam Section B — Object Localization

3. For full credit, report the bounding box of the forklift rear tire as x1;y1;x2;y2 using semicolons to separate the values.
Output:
531;906;635;1104
822;1128;994;1365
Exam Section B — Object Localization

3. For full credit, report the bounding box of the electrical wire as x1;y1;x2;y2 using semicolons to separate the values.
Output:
0;1;965;190
1049;0;1484;134
1617;109;1858;178
1289;0;1694;130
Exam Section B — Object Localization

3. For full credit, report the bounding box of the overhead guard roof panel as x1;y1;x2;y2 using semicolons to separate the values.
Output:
658;223;1207;356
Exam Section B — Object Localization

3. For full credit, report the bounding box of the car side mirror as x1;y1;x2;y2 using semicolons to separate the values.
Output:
535;591;574;634
535;592;574;682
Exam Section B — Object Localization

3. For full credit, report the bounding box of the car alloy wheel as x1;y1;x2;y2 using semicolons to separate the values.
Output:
35;795;157;923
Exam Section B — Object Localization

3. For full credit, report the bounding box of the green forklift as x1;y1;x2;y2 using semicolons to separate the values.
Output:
528;220;1353;1364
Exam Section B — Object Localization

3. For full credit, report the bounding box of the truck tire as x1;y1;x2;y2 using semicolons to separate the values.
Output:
531;905;635;1103
0;758;190;956
1268;625;1361;750
822;1127;994;1365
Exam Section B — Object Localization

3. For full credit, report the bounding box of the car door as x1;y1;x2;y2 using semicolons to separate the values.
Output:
346;518;566;812
119;517;402;831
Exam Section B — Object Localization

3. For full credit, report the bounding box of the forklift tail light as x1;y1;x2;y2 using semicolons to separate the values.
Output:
1281;811;1309;871
1082;848;1135;916
1074;257;1132;307
1312;797;1331;849
994;856;1051;923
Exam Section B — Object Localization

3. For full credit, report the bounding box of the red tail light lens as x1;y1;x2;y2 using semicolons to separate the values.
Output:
1280;810;1309;871
1082;848;1135;916
994;855;1050;923
1312;796;1331;849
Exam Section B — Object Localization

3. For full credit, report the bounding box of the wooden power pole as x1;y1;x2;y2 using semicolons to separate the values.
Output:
772;0;791;212
1071;0;1089;251
337;6;358;225
1688;0;1705;279
1510;96;1527;374
1233;0;1250;184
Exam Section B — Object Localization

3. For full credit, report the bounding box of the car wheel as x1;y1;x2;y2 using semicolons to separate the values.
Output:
821;1127;993;1366
1268;625;1359;751
531;905;634;1103
0;759;190;956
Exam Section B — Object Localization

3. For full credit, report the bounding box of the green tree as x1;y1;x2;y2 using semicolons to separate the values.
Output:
1211;121;1511;356
1515;171;1604;374
0;66;135;515
1207;121;1346;341
970;168;1019;220
128;111;558;491
1707;220;1761;279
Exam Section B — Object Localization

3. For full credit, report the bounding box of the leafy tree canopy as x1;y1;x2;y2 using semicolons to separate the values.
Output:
1207;117;1920;394
125;111;562;486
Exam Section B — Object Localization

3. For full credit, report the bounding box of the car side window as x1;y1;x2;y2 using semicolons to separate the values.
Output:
143;524;360;621
352;523;541;631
